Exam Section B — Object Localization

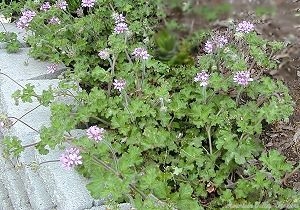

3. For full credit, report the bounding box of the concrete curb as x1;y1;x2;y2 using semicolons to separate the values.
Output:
0;48;95;209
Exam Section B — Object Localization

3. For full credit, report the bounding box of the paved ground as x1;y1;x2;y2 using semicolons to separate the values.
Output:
0;23;131;210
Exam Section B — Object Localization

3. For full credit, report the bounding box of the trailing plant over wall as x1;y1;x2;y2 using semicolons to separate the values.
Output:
1;1;299;209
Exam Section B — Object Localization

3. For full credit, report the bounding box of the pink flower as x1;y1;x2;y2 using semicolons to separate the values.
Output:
40;2;51;11
81;0;96;8
86;125;105;142
113;79;126;92
236;21;254;33
114;22;129;34
204;40;213;53
49;17;61;25
47;63;59;74
98;49;110;60
203;35;228;54
60;147;82;170
16;10;36;29
55;0;68;10
233;71;253;86
132;47;150;60
194;71;209;87
214;35;228;48
112;13;125;23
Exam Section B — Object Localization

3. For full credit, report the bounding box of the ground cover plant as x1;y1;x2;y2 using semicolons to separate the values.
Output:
1;0;300;209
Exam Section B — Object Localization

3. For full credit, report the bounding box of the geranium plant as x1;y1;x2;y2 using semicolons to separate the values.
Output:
1;1;299;209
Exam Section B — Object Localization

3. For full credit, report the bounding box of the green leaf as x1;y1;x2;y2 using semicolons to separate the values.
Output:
2;136;24;158
259;150;292;180
91;66;111;82
39;88;54;106
87;169;129;201
190;102;215;127
118;145;143;175
176;198;202;210
173;166;183;176
139;165;159;191
20;84;36;103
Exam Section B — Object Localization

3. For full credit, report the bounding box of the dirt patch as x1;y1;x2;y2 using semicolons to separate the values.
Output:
257;0;300;189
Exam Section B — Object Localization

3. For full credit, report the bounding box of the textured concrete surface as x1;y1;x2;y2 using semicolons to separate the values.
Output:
38;149;94;210
0;142;32;210
0;22;28;49
0;48;55;80
86;203;134;210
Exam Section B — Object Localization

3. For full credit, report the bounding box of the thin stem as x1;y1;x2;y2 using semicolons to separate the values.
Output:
282;163;300;185
125;49;133;64
23;141;39;148
102;140;119;171
109;3;115;12
90;116;110;126
0;72;24;88
201;145;209;155
239;133;245;141
141;61;146;82
39;159;60;166
122;91;134;122
123;90;129;107
140;61;146;91
128;183;147;200
107;55;117;96
123;103;134;123
63;91;81;103
8;116;39;133
92;156;117;174
92;156;150;200
0;20;8;33
124;35;133;64
202;86;207;104
11;104;42;126
93;155;148;199
235;87;243;105
206;126;213;155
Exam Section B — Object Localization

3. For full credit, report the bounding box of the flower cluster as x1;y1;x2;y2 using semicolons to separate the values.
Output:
214;35;228;48
114;22;129;34
60;147;82;170
112;13;126;24
16;10;36;29
98;49;110;60
55;0;68;10
40;2;51;11
49;17;61;25
47;63;59;74
112;12;128;34
233;71;253;86
203;35;228;53
236;21;254;34
81;0;96;8
113;79;126;92
194;71;210;87
132;47;150;60
204;40;213;54
86;125;105;142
